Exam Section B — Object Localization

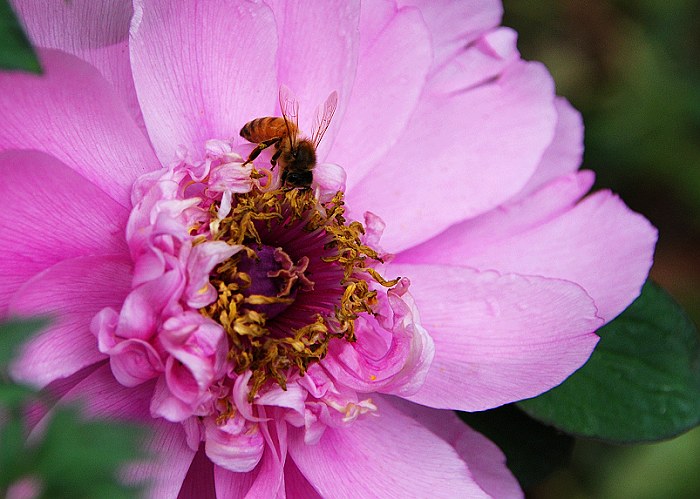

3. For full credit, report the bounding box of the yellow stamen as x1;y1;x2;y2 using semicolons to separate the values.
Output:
200;187;399;401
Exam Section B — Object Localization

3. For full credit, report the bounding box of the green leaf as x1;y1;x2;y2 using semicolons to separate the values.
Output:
34;405;147;498
0;417;29;489
0;0;41;73
0;382;37;409
458;405;574;489
519;281;700;443
0;318;50;367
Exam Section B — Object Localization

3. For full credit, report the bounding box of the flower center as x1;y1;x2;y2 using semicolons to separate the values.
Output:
199;186;399;399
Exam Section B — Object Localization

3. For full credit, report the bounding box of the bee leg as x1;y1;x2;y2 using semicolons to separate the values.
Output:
243;138;280;165
270;147;283;169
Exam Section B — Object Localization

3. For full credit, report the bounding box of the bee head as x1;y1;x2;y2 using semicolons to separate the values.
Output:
283;169;313;188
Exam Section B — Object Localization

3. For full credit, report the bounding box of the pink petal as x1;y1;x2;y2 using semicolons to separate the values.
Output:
428;27;520;94
41;365;195;498
397;0;503;70
175;448;216;499
396;171;595;265
470;191;655;321
265;0;360;159
402;183;657;322
329;5;431;184
5;477;40;499
129;0;278;163
323;279;435;398
288;397;490;498
514;98;584;199
284;459;322;499
109;338;164;388
26;366;147;428
0;150;129;312
116;269;184;340
185;242;241;308
11;0;143;127
213;467;254;499
347;61;558;251
128;417;196;499
214;444;283;499
387;264;602;411
356;0;397;45
391;398;522;499
204;416;265;472
24;364;103;434
313;162;347;203
0;49;157;206
9;255;132;388
453;425;523;498
150;376;194;423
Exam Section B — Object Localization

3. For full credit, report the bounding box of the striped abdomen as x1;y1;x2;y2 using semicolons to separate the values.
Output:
239;117;297;143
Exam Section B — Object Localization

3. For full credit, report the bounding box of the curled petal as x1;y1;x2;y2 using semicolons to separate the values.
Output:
204;416;265;473
207;162;253;194
151;376;196;422
107;338;164;387
116;269;184;340
313;162;347;203
185;242;243;309
324;279;434;397
160;313;227;405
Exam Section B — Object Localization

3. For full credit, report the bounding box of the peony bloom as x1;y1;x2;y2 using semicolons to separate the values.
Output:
1;0;656;497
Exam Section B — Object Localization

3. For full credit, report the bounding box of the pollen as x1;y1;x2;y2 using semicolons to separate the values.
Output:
200;187;398;400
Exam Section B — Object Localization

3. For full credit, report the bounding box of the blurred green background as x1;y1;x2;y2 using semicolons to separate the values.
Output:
502;1;700;497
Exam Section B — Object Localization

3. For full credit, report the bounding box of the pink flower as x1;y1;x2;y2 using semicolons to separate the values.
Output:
1;1;656;497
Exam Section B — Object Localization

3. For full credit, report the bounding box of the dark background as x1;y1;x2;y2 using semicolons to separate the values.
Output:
503;1;700;497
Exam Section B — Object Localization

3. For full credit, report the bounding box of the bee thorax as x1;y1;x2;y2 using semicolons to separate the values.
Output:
287;141;316;169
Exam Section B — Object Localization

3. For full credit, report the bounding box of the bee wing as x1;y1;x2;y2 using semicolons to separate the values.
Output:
310;90;339;148
279;84;300;148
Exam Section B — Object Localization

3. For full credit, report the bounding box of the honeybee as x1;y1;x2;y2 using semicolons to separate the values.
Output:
240;85;338;188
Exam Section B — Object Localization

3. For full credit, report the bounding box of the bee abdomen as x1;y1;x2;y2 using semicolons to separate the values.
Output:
240;117;289;143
